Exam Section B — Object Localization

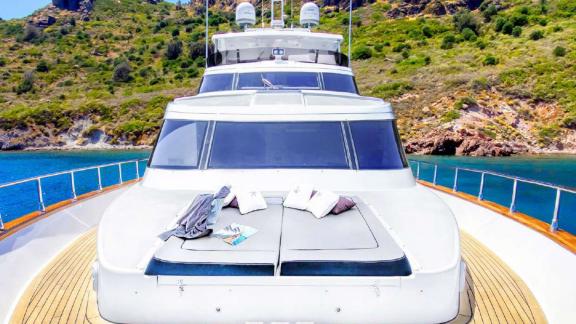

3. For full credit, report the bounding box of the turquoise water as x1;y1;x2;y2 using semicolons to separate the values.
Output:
0;151;574;234
409;155;576;234
0;151;150;224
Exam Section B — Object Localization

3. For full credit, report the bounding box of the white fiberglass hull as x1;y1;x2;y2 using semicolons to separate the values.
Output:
95;262;463;323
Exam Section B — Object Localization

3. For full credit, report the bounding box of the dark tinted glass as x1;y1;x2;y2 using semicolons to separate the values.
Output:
150;120;208;169
237;72;319;90
209;122;349;169
349;121;407;169
323;73;358;94
199;74;233;93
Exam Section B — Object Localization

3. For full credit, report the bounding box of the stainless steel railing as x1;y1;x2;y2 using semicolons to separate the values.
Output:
0;159;148;226
409;160;576;233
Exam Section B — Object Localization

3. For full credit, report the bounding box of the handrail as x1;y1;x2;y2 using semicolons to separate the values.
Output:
0;159;148;226
408;159;574;233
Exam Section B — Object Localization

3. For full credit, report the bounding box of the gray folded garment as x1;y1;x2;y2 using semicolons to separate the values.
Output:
159;186;230;241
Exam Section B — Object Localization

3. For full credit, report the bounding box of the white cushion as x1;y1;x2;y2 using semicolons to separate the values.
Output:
222;189;236;207
283;184;314;210
236;190;268;215
306;190;339;219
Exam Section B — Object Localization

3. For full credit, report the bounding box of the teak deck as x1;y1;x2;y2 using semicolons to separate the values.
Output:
10;229;546;324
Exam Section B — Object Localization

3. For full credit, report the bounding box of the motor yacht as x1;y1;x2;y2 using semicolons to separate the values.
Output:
0;2;574;324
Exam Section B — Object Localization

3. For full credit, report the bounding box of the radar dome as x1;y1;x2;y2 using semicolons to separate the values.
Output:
236;2;256;28
300;2;320;27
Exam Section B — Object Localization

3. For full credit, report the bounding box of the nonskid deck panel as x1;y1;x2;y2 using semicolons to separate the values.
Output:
10;229;546;324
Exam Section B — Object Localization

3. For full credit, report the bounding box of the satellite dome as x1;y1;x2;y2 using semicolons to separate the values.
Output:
300;2;320;27
236;2;256;28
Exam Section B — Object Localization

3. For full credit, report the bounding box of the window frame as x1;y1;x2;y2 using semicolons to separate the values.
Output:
148;120;407;171
198;72;359;94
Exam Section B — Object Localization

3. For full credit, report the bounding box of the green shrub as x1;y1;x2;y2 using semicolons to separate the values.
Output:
441;110;460;122
495;17;507;32
476;40;487;49
483;55;499;65
538;18;548;26
113;61;132;82
392;43;411;53
422;25;433;38
374;43;384;52
165;40;183;60
510;14;528;27
36;60;49;72
529;30;544;40
351;46;372;60
188;42;204;59
0;57;6;67
502;22;514;35
512;26;522;37
453;10;479;34
461;28;477;41
553;46;566;57
15;71;34;94
20;25;42;43
371;81;413;99
482;5;498;22
441;34;456;49
454;96;477;109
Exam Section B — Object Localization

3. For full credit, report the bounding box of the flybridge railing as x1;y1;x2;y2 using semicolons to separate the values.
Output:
408;160;576;234
0;159;148;230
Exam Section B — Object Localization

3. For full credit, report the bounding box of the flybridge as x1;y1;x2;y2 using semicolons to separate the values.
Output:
206;1;349;67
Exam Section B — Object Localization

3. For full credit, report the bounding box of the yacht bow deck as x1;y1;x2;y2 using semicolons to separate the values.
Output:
9;228;545;324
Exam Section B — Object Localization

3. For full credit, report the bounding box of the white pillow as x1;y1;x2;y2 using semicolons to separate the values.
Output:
222;189;236;207
283;184;314;210
306;190;339;219
236;190;268;215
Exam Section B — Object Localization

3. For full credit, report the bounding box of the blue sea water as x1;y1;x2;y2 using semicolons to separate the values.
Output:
409;155;576;235
0;151;574;235
0;150;150;224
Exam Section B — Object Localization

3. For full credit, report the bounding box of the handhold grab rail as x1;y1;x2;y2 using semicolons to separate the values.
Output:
0;159;148;227
409;159;575;233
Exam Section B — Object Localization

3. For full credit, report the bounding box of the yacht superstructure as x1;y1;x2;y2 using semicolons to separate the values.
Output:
0;2;574;324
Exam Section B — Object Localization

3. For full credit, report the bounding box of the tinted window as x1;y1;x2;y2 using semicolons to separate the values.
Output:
349;121;407;169
323;73;358;94
150;120;208;169
209;122;349;169
199;74;233;93
237;72;319;90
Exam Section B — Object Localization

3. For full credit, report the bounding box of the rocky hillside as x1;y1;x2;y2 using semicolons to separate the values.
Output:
0;0;575;155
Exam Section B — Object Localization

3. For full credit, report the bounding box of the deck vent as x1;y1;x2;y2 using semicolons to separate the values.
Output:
236;2;256;28
300;2;320;28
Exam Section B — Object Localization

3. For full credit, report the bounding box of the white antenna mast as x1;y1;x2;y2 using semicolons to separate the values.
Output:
270;0;285;28
262;0;265;27
290;0;293;28
205;0;209;68
348;0;352;67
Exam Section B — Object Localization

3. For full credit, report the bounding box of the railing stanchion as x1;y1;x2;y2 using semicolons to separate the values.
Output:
550;188;561;232
36;178;45;212
509;178;518;213
416;162;420;180
118;163;123;184
97;167;103;191
135;161;140;179
453;168;459;192
0;213;4;231
433;164;438;186
70;171;77;200
478;172;485;200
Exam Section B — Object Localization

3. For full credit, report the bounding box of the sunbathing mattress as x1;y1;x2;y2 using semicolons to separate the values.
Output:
146;198;284;276
279;198;411;276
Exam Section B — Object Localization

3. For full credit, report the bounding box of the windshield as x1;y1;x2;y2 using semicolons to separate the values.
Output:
149;120;406;170
199;72;358;94
237;72;320;90
149;120;208;169
209;122;349;169
210;48;349;67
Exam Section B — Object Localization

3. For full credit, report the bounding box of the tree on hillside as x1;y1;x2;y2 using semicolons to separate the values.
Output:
453;10;479;34
21;24;42;43
166;40;183;60
189;42;204;59
16;71;35;94
113;61;132;82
